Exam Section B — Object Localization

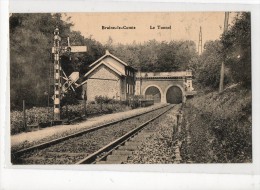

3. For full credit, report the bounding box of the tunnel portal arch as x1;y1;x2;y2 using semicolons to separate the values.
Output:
144;85;162;103
165;85;183;104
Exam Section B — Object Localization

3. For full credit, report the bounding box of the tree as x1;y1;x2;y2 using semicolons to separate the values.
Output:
191;12;251;91
111;40;197;72
10;13;73;109
9;13;204;110
195;40;229;90
221;12;251;88
79;38;105;75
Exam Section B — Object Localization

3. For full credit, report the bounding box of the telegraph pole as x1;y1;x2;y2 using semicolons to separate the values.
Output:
52;27;87;121
198;26;202;55
219;12;229;93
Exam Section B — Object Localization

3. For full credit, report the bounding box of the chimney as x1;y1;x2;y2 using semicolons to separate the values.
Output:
105;50;110;55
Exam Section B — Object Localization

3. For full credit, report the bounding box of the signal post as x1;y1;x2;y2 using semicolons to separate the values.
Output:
52;27;87;121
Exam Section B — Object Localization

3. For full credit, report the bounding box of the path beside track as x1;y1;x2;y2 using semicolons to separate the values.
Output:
11;104;167;150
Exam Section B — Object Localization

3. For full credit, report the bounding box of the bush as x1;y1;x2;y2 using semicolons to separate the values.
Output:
128;95;146;108
61;104;83;119
11;100;132;135
11;107;52;134
89;101;96;104
10;111;26;134
95;95;112;104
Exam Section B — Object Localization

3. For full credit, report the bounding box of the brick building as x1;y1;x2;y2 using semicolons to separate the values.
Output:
81;50;137;102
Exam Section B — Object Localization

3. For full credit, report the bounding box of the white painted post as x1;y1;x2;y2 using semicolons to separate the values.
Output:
52;27;87;121
53;27;61;121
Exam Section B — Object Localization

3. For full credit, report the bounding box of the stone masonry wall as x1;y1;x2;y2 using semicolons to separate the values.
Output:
136;78;185;103
84;65;121;102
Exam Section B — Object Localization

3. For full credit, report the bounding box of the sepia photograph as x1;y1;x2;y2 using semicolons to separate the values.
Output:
9;12;252;165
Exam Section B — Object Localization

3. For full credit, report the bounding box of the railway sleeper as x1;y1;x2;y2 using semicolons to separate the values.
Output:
106;155;129;162
45;152;88;157
91;105;175;164
96;160;123;164
24;156;68;163
124;141;142;146
131;133;152;139
118;145;138;151
112;150;132;155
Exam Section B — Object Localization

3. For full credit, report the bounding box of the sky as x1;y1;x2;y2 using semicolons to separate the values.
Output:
64;12;237;47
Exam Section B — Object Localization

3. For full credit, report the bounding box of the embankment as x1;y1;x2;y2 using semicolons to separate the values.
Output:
180;85;252;163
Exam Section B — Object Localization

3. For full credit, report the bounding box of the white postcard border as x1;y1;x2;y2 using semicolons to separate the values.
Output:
1;0;260;189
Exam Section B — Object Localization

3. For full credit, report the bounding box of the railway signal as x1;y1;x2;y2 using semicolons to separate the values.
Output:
52;26;87;121
61;71;80;93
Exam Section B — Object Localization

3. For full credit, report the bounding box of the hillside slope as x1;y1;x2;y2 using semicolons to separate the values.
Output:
180;85;252;163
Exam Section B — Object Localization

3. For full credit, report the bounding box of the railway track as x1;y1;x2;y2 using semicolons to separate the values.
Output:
76;104;174;164
12;104;173;164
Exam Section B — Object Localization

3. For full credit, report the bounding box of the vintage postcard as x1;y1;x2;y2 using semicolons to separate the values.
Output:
2;1;260;190
8;11;252;166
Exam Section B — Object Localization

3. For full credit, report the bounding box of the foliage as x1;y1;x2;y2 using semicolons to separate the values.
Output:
9;13;105;110
181;85;252;163
10;14;72;110
221;12;251;88
10;12;251;112
11;102;130;135
10;13;199;111
110;40;198;72
79;38;106;75
128;95;140;109
11;107;52;134
10;111;26;135
94;95;112;104
195;40;229;90
60;90;79;106
127;95;154;108
191;12;251;90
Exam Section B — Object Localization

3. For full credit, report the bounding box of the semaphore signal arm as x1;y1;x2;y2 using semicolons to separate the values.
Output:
52;26;87;121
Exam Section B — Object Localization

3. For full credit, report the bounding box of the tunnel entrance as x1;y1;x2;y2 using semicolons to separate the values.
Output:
144;86;161;103
166;86;183;104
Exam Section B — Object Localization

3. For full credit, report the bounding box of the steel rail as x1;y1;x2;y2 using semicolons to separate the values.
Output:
12;104;170;160
76;104;174;164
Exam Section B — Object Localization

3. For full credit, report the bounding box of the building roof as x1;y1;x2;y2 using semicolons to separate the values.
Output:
84;60;126;78
89;50;129;68
84;50;137;78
